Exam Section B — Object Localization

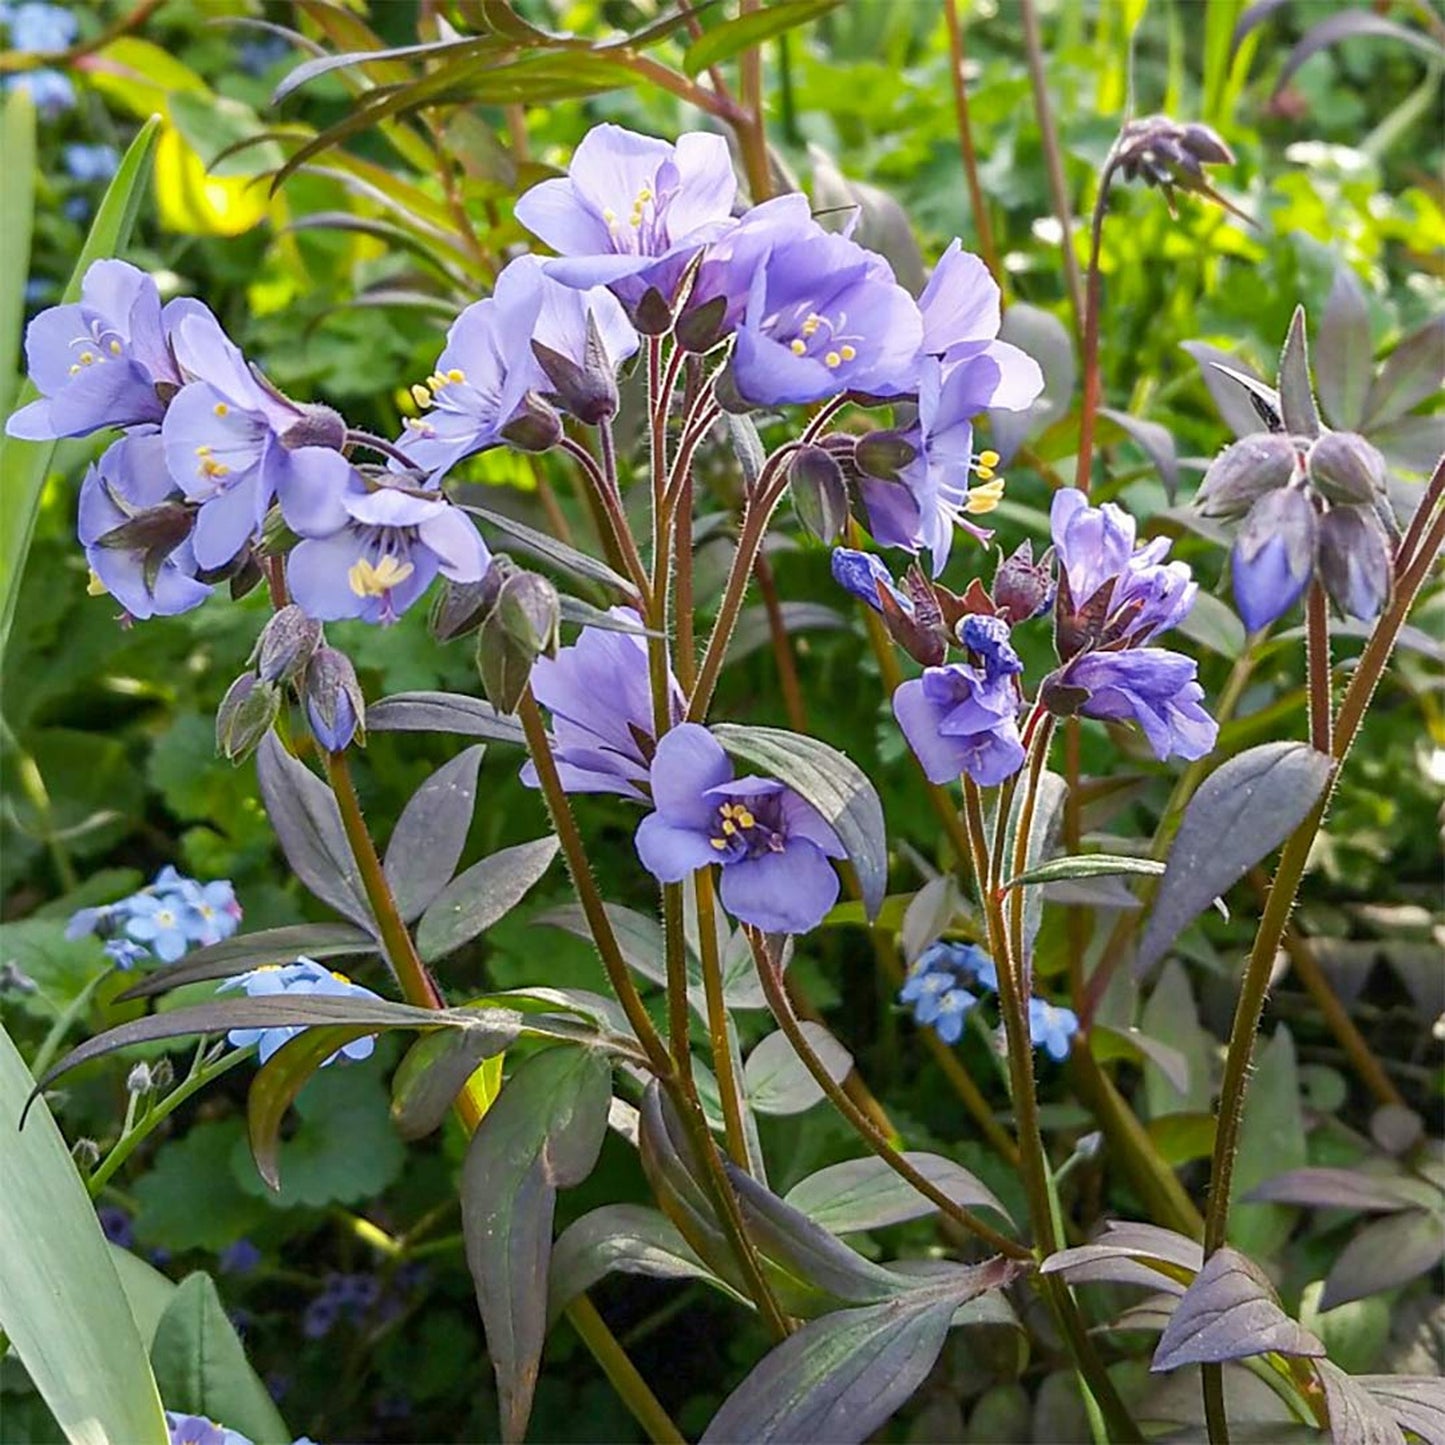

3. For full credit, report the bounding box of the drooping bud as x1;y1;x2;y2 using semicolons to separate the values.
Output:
0;960;36;994
254;604;322;684
711;362;753;416
1306;431;1386;505
430;558;508;643
854;430;918;482
229;551;265;601
1318;504;1391;622
531;312;620;425
148;1058;174;1092
632;286;674;337
674;293;728;354
500;394;564;453
281;403;347;452
789;446;849;543
1038;667;1090;719
1196;433;1300;519
993;541;1055;624
72;1138;101;1169
476;568;560;714
304;646;366;753
1231;486;1319;633
126;1063;153;1095
216;673;280;763
1116;115;1237;213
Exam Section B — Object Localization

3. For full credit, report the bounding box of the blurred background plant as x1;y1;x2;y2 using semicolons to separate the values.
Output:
0;1;1440;1441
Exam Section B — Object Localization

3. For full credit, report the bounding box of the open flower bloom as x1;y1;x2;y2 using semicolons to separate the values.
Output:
162;310;351;570
1052;648;1217;762
520;609;682;799
288;469;490;626
635;724;844;935
730;224;922;406
1028;998;1080;1061
219;958;381;1066
916;241;1043;383
78;434;211;620
6;260;200;440
165;1413;254;1445
515;124;737;313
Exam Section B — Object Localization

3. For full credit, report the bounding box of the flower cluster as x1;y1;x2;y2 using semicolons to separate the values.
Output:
839;489;1218;789
1;3;76;116
218;958;382;1066
66;867;241;967
303;1271;383;1339
899;941;1080;1060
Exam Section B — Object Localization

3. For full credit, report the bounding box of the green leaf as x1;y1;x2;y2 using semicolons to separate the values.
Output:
149;1273;290;1444
415;836;560;962
783;1153;1011;1233
1002;769;1067;964
683;0;839;76
0;89;36;417
462;503;639;601
743;1023;852;1115
461;1045;613;1443
0;116;161;662
366;690;527;744
390;1013;524;1141
131;1122;273;1253
1230;1026;1308;1260
710;723;887;919
0;1023;168;1444
1004;854;1165;889
384;745;485;921
1140;960;1213;1117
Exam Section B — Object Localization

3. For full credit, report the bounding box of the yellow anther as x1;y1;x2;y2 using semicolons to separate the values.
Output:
840;344;857;361
69;364;81;376
410;383;433;409
978;449;1000;469
200;459;231;480
637;186;653;203
445;368;465;384
79;351;95;365
710;837;729;850
602;208;617;224
629;209;644;227
429;372;446;391
789;339;807;356
966;478;1006;514
824;351;842;368
86;568;108;597
348;554;415;599
195;445;211;456
975;466;994;481
721;819;736;836
256;964;282;973
735;809;755;829
330;970;352;984
108;339;123;356
801;315;821;337
213;402;229;417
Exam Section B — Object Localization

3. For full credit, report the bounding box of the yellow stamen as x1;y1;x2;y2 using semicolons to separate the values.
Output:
108;339;122;356
978;449;1000;469
348;554;415;599
86;568;108;597
602;208;617;224
840;344;856;361
213;402;229;417
445;368;465;384
195;445;212;457
79;351;95;365
721;819;736;835
201;459;231;480
710;837;728;850
331;970;352;984
410;383;433;409
735;809;755;829
789;339;807;356
966;478;1006;514
801;315;821;337
69;364;81;376
975;466;994;481
824;351;842;368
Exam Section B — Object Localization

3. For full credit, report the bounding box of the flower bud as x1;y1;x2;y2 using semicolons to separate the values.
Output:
882;565;949;667
1306;431;1386;505
229;551;265;601
788;446;849;543
94;501;195;557
148;1058;175;1091
1231;486;1318;633
711;362;753;416
430;559;508;643
993;541;1054;623
1117;115;1235;203
674;293;729;354
126;1063;153;1095
855;430;918;482
0;960;37;994
1196;434;1299;519
72;1137;101;1168
281;403;346;452
216;673;281;764
1318;503;1391;622
500;395;564;453
531;312;621;425
304;646;366;753
632;285;674;337
254;604;322;684
476;569;560;714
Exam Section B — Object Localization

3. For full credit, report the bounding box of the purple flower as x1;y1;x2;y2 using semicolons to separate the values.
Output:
163;310;351;569
65;905;111;941
1052;648;1217;762
730;225;922;406
635;724;844;935
521;608;681;799
165;1413;252;1445
830;547;909;615
1230;486;1318;633
63;143;120;183
219;1239;262;1275
286;469;490;625
916;241;1043;385
4;67;73;114
1051;488;1138;607
1028;998;1079;1062
960;614;1023;678
515;124;736;314
219;958;382;1066
77;434;211;620
6;2;76;49
5;261;200;441
892;636;1025;788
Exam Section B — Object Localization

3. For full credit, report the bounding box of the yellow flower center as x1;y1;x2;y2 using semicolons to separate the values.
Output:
348;554;415;599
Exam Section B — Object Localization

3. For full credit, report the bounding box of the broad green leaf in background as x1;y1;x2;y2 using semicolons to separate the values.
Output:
682;0;839;76
1229;1026;1307;1260
383;744;485;921
0;115;161;663
0;1023;168;1445
149;1273;290;1445
0;89;36;417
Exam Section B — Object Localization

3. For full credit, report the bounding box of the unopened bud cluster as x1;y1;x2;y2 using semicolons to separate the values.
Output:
1115;115;1235;209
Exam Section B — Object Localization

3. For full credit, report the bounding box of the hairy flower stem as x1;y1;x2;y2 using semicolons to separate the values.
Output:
943;0;1002;287
1201;460;1445;1445
960;780;1142;1444
748;927;1030;1262
1007;716;1057;991
562;434;652;607
1305;584;1332;755
1073;152;1123;493
695;869;752;1170
1019;0;1085;333
663;882;694;1085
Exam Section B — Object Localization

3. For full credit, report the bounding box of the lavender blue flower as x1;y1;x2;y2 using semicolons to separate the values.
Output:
78;434;211;620
287;468;490;625
520;608;681;799
899;941;994;1043
1230;486;1318;633
892;657;1025;788
960;614;1023;678
829;547;909;615
68;867;241;968
916;241;1044;383
730;224;922;407
97;1204;134;1249
515;124;736;314
62;142;120;183
165;1413;253;1445
4;67;73;114
635;724;844;935
6;261;201;441
219;958;382;1066
103;938;149;969
1028;997;1080;1061
1053;648;1218;762
6;2;75;49
123;893;191;963
219;1239;262;1275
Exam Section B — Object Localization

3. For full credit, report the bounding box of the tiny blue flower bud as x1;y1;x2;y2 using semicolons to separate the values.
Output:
304;646;365;753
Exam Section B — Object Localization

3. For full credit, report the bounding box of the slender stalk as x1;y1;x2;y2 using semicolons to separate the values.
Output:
1019;0;1085;331
695;869;751;1169
675;471;697;691
1073;153;1122;492
516;691;674;1081
573;430;653;608
663;881;694;1085
736;0;773;203
1305;583;1332;755
753;550;808;732
567;1296;684;1445
943;0;1002;286
1007;716;1057;997
1062;715;1087;1006
749;928;1030;1262
30;965;106;1082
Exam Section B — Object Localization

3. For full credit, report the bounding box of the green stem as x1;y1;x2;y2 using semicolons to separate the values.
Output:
566;1296;685;1445
748;927;1030;1262
31;967;109;1083
1074;152;1122;492
695;869;751;1170
943;0;1002;287
663;881;694;1085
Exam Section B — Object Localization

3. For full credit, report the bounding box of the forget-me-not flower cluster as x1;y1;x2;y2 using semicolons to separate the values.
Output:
66;866;241;967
